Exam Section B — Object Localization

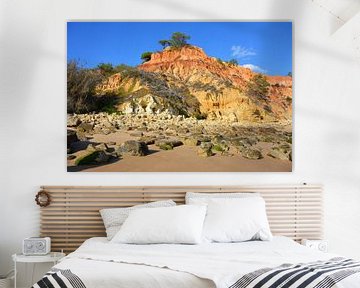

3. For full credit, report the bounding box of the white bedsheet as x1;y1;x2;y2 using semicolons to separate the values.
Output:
54;237;360;288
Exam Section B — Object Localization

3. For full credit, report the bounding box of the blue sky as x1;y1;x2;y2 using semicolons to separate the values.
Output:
67;22;292;76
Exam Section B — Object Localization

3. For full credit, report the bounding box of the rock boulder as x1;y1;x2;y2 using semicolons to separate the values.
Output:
117;140;149;156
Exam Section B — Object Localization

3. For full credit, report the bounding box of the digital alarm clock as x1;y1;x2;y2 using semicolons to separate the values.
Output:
23;237;51;255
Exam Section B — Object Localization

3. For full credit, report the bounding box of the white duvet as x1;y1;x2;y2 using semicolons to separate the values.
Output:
54;237;360;288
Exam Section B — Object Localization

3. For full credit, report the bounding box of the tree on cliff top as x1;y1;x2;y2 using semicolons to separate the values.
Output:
159;32;191;49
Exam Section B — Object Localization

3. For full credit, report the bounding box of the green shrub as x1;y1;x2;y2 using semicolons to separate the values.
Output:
212;144;224;152
246;74;270;102
159;143;173;150
67;61;120;114
113;64;133;73
141;52;152;63
97;63;114;75
228;59;238;66
101;105;117;114
75;151;100;165
67;61;104;113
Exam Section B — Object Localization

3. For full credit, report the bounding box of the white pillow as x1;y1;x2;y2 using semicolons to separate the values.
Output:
111;205;207;244
186;192;259;204
202;197;272;243
100;200;176;240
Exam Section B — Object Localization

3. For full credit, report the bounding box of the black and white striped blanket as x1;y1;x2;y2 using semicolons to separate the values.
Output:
229;257;360;288
32;268;86;288
32;258;360;288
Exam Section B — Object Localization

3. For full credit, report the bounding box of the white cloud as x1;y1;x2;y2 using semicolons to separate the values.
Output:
231;45;256;58
242;64;267;74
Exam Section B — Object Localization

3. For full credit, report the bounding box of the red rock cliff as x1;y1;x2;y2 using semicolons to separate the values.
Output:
99;45;292;123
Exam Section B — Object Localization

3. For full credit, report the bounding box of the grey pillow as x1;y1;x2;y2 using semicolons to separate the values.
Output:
100;200;176;240
186;192;260;204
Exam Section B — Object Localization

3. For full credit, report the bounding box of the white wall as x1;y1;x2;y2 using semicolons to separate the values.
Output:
1;0;360;285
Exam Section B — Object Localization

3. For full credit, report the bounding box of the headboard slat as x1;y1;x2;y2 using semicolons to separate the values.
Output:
40;185;323;253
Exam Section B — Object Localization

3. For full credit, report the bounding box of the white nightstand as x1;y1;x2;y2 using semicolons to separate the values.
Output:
301;239;328;252
12;252;65;288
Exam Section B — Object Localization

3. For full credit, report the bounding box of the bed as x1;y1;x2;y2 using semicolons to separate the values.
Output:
33;236;360;288
33;185;360;288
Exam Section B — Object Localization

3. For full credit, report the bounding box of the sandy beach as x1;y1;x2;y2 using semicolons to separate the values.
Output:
67;130;292;172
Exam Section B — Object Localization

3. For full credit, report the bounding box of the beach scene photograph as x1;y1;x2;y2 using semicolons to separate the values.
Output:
67;22;293;172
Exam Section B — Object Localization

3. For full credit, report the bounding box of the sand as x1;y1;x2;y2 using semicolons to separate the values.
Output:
68;131;292;172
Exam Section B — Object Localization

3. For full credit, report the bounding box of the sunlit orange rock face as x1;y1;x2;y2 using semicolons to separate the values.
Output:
139;46;253;88
100;45;292;123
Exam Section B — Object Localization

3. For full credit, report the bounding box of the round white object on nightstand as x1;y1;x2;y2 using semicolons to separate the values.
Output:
301;239;328;252
12;252;65;288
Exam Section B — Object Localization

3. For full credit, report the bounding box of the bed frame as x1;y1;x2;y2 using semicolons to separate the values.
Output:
39;184;323;253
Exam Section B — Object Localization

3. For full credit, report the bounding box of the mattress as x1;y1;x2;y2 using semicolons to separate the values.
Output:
36;237;360;288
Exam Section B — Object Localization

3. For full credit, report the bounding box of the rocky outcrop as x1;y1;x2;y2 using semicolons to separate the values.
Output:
197;142;214;157
239;148;263;160
267;144;292;161
67;130;78;148
96;45;292;124
183;137;200;146
74;150;110;166
140;46;253;86
117;140;149;156
67;112;292;162
77;122;94;133
67;115;81;127
139;46;292;122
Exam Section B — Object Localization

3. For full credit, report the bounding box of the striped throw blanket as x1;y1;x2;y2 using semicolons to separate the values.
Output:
32;268;86;288
229;258;360;288
32;258;360;288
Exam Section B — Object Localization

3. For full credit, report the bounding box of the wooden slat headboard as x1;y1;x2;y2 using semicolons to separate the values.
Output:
39;185;323;253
